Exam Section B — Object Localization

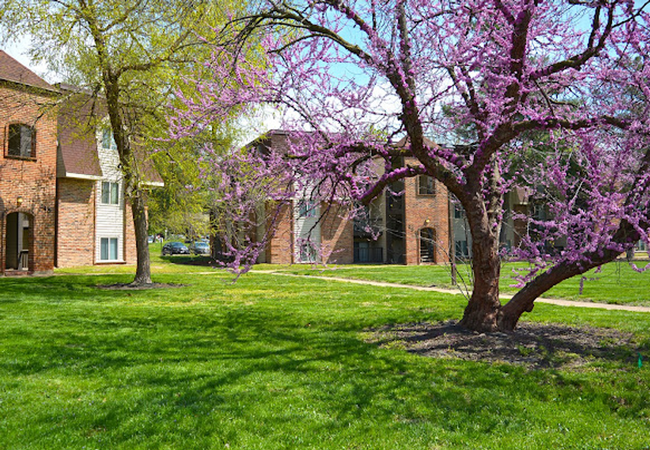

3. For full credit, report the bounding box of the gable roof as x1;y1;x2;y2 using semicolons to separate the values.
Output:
0;50;56;93
246;129;301;155
56;86;163;185
57;92;103;179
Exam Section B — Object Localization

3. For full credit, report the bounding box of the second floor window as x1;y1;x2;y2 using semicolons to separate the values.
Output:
454;203;465;219
298;199;317;218
102;128;117;150
7;123;35;158
101;181;120;205
418;175;435;196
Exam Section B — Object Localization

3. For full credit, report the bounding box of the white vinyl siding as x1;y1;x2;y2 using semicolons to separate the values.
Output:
95;125;124;263
294;198;320;263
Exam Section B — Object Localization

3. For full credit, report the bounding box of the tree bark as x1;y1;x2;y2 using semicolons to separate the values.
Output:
130;188;152;285
86;8;154;286
459;218;502;332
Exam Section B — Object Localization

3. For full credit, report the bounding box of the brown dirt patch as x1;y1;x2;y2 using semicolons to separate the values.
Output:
367;321;639;370
96;283;186;290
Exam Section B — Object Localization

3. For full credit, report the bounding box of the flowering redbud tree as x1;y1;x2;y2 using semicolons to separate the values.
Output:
171;0;650;332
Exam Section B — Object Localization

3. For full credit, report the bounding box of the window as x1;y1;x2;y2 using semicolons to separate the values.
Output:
299;242;317;262
102;128;117;150
455;240;469;258
454;203;464;219
7;123;35;158
297;199;317;218
417;175;435;196
101;181;120;205
100;237;119;261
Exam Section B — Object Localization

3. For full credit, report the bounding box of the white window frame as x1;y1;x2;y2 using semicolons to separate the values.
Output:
101;181;120;205
298;241;317;263
297;199;317;218
102;127;117;150
99;237;119;261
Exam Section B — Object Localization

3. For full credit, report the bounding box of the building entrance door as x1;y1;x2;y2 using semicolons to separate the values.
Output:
5;212;32;271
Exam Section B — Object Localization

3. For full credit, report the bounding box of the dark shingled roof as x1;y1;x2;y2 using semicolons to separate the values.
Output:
247;129;295;155
57;92;103;178
56;86;163;185
0;50;56;92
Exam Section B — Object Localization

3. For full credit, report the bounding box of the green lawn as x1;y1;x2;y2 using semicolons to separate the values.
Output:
1;256;650;448
269;259;650;306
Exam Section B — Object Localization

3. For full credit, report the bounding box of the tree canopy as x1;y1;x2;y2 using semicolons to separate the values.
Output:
172;0;650;331
0;0;246;284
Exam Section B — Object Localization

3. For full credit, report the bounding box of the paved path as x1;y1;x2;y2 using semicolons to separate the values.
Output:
53;269;650;313
253;271;650;313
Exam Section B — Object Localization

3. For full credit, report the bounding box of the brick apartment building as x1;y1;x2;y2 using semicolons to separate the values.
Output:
248;130;453;265
1;50;161;275
0;50;58;275
55;85;159;268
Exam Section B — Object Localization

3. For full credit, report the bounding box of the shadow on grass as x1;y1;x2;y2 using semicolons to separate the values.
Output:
7;307;543;445
1;273;650;448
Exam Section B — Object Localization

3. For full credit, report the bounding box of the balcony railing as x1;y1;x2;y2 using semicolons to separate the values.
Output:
354;247;383;263
353;218;383;238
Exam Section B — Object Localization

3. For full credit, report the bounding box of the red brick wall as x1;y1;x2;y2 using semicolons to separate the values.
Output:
266;202;294;264
320;202;354;264
56;178;95;267
0;85;57;275
403;164;450;265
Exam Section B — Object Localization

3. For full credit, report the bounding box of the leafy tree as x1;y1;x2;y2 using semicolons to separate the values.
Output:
172;0;650;331
0;0;238;284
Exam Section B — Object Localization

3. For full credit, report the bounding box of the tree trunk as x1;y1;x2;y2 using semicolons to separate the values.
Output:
459;227;502;332
130;188;152;285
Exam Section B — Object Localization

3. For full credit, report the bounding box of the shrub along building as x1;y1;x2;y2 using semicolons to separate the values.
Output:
0;50;161;275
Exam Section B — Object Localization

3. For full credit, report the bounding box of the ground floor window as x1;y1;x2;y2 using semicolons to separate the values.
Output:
455;240;469;258
100;237;119;261
298;241;317;263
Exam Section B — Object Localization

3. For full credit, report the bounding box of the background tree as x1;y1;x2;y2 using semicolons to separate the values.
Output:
0;0;242;284
173;0;650;331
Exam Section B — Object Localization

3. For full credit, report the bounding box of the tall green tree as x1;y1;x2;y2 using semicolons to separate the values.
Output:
0;0;236;284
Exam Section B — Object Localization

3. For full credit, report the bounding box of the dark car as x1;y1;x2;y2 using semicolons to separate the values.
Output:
162;242;189;255
189;241;210;255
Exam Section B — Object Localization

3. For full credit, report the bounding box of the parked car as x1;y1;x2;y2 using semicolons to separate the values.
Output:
162;242;189;255
189;241;210;255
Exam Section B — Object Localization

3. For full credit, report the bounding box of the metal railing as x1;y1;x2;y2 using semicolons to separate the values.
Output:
18;250;29;270
354;247;383;263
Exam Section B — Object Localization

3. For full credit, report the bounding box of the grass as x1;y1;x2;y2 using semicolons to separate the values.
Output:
55;242;220;275
1;254;650;448
267;259;650;306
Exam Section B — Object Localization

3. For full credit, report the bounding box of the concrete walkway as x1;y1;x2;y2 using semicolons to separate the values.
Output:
253;271;650;313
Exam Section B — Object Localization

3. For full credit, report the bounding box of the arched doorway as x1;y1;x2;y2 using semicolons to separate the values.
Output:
419;227;436;264
5;212;33;272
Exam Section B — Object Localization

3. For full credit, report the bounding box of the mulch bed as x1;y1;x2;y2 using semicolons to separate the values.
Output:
367;321;640;370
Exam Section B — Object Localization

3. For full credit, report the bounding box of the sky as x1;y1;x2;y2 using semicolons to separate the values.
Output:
3;37;51;80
